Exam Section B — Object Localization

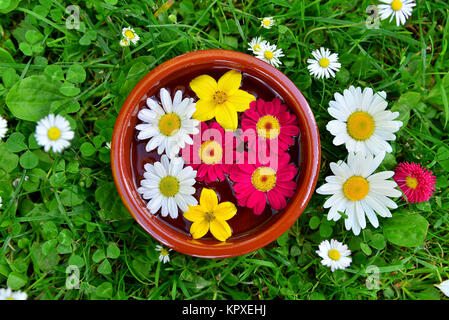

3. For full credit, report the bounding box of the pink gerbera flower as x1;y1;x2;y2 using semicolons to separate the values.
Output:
240;98;300;152
181;122;233;183
229;151;298;215
393;162;436;203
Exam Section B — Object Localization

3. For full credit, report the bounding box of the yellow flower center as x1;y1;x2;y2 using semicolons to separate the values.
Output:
124;30;135;39
343;176;370;201
328;249;341;261
160;248;169;256
405;176;418;189
346;111;375;141
159;176;179;197
254;44;261;51
158;113;181;136
213;91;228;105
47;127;61;141
256;115;281;139
263;19;271;26
199;140;223;165
391;0;403;11
251;167;277;192
264;51;274;60
319;58;330;68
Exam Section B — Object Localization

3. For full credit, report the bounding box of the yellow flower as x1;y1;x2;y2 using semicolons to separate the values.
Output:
184;188;237;242
189;70;256;131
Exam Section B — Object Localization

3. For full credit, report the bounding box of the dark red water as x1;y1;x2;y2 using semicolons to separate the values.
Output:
130;67;301;240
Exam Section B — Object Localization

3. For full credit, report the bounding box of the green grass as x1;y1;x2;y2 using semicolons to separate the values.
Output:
1;0;449;300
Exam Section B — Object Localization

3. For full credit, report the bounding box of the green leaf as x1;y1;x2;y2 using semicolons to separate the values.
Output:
2;67;19;88
19;42;33;56
25;29;44;44
309;216;320;230
44;64;65;81
0;143;19;173
6;132;28;153
6;75;66;122
59;82;81;97
42;239;58;255
68;254;85;269
106;244;120;259
80;142;96;157
19;150;39;169
391;91;421;128
97;259;112;275
96;281;113;298
369;233;386;250
383;212;429;247
92;249;106;263
360;242;372;256
66;63;86;84
7;272;28;290
0;0;20;14
60;187;84;207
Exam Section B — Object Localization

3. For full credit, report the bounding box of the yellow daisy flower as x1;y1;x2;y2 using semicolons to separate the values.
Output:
189;70;256;131
184;188;237;242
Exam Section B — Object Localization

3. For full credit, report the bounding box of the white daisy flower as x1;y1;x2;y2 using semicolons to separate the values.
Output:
307;47;341;79
119;38;130;47
155;245;171;264
316;239;352;272
122;27;140;44
378;0;416;26
436;280;449;298
254;41;284;68
137;155;198;219
0;196;2;209
260;17;275;29
316;152;402;235
247;36;266;54
136;88;200;159
35;114;74;153
0;288;27;300
0;115;7;140
105;142;111;150
326;86;403;156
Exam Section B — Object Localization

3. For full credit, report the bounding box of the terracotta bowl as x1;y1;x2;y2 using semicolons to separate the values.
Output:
111;49;321;258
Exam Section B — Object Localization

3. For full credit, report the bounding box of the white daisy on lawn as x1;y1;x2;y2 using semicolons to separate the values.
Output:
436;280;449;298
0;115;7;140
254;41;284;68
119;38;130;47
136;88;200;159
316;152;402;235
247;36;266;54
260;17;275;29
0;288;27;300
156;245;172;264
307;47;341;79
316;239;352;272
137;155;198;219
122;27;140;44
35;114;74;153
378;0;416;26
326;86;403;156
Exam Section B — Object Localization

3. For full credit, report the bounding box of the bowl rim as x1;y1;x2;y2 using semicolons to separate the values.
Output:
111;49;321;258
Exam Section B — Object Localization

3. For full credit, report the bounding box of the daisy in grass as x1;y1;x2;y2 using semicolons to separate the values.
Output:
122;27;140;44
261;17;275;29
0;115;7;140
136;88;199;159
184;188;237;241
0;196;2;209
248;36;266;54
155;245;171;264
254;41;284;68
436;280;449;298
119;38;130;47
241;98;299;152
316;152;402;235
378;0;416;26
326;86;402;156
307;47;341;79
190;70;255;131
0;288;27;300
137;155;198;219
181;122;234;183
393;162;436;203
316;239;352;272
35;114;74;153
229;151;298;215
